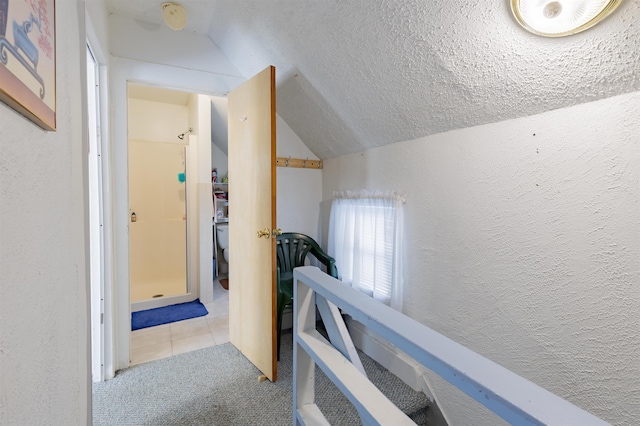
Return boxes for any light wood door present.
[228,66,277,381]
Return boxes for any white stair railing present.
[293,266,610,426]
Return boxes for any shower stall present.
[128,139,188,304]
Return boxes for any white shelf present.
[213,183,228,190]
[213,185,229,223]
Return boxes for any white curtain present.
[328,190,405,311]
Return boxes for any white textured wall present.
[86,0,110,55]
[211,143,228,181]
[322,91,640,426]
[0,1,90,424]
[276,115,322,241]
[210,95,229,159]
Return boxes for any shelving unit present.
[212,182,229,278]
[213,182,229,223]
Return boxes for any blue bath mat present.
[132,299,208,331]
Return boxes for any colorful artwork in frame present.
[0,0,55,130]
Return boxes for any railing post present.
[315,294,366,377]
[294,278,319,425]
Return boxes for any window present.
[328,191,405,311]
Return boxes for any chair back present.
[276,233,338,278]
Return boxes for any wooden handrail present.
[293,266,610,426]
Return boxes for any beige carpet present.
[93,332,430,425]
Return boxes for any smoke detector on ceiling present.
[161,2,187,31]
[511,0,624,37]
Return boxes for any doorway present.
[111,61,241,370]
[87,42,104,382]
[127,84,197,311]
[125,85,229,365]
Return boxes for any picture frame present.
[0,0,56,131]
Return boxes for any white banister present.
[293,266,610,426]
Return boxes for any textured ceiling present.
[105,0,640,159]
[105,0,216,34]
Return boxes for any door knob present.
[257,228,270,239]
[272,228,282,237]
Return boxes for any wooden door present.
[228,66,277,381]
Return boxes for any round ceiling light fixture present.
[161,2,187,31]
[511,0,625,37]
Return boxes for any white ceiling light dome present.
[511,0,625,37]
[162,2,187,31]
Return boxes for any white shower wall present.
[128,98,189,303]
[128,98,189,142]
[128,139,187,302]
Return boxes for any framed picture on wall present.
[0,0,56,131]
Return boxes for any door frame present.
[87,41,105,383]
[85,18,114,380]
[110,59,244,370]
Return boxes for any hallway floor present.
[130,278,229,366]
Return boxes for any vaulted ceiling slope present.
[106,0,640,160]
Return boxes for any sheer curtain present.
[328,190,405,311]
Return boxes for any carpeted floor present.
[93,332,430,425]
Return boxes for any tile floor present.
[130,278,230,366]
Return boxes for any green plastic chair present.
[276,232,338,360]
